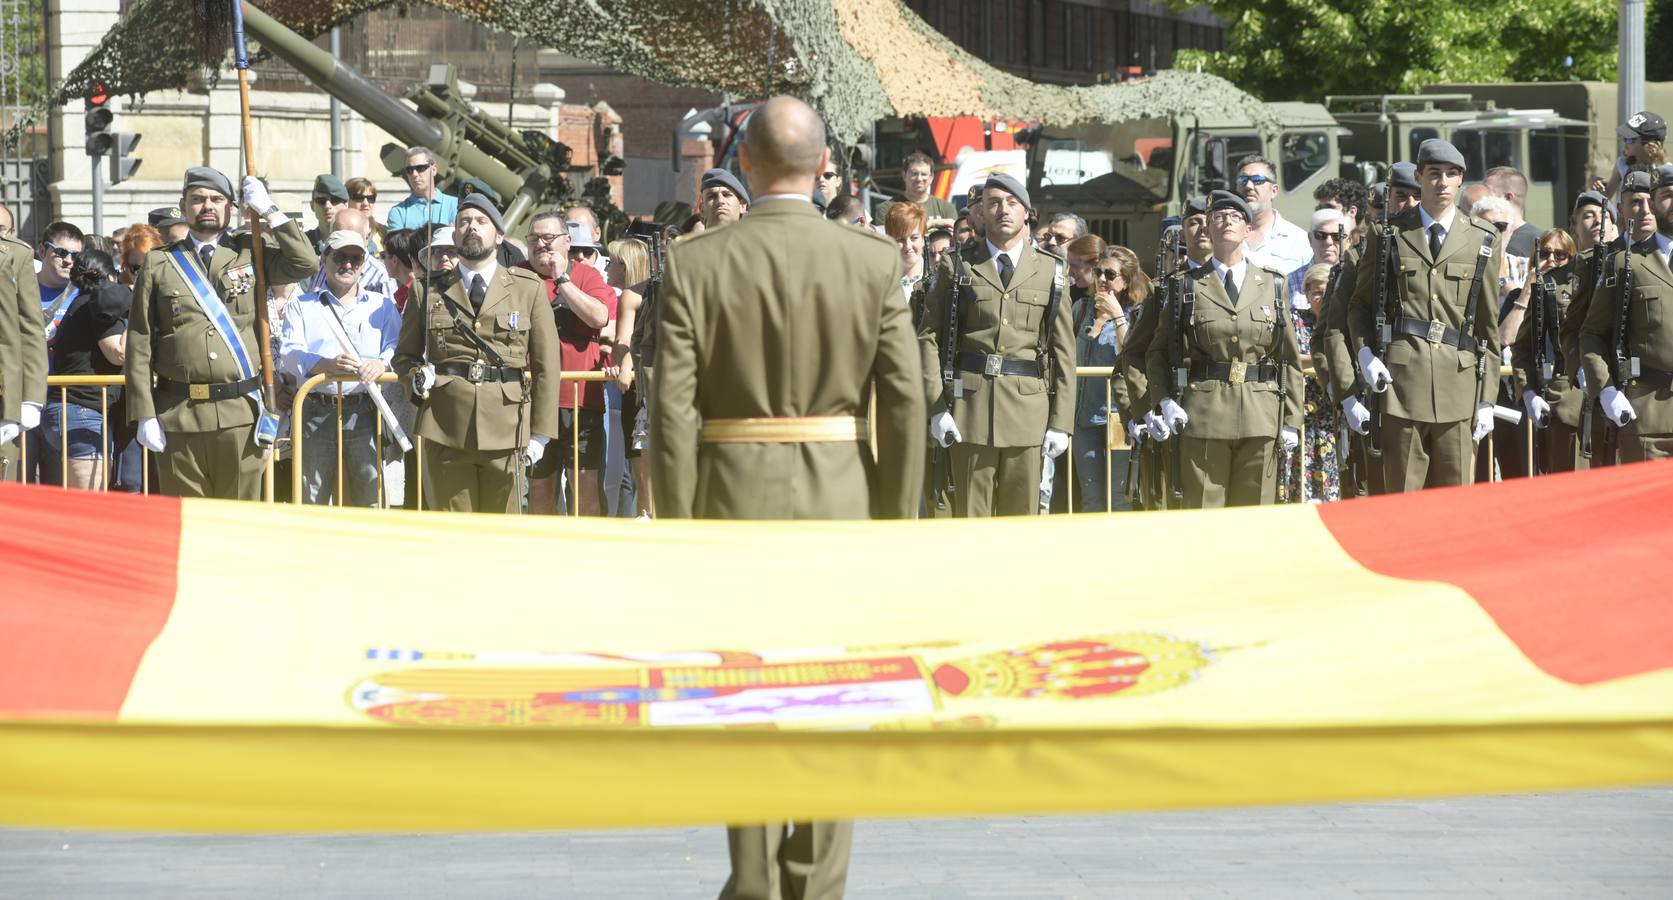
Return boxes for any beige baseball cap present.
[324,230,367,252]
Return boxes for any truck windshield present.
[1030,119,1173,205]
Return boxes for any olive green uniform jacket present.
[0,236,43,426]
[1579,237,1673,438]
[651,197,925,520]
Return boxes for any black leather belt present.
[1190,361,1278,385]
[435,361,523,383]
[160,375,259,401]
[957,351,1042,378]
[1392,316,1476,352]
[1633,366,1673,389]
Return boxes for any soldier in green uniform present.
[1322,164,1420,496]
[1580,164,1673,463]
[126,167,317,499]
[1122,194,1211,509]
[1565,173,1658,467]
[1145,191,1303,508]
[917,173,1074,516]
[650,95,924,900]
[0,221,44,480]
[1348,140,1503,492]
[1511,229,1584,473]
[393,194,561,513]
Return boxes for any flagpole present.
[230,0,278,501]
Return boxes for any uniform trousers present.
[1535,419,1585,474]
[158,426,264,500]
[1618,422,1673,463]
[422,441,521,513]
[1344,430,1386,496]
[1381,414,1474,493]
[721,821,852,900]
[1179,435,1275,508]
[949,442,1042,517]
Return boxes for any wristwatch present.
[555,273,571,286]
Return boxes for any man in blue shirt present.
[279,229,401,506]
[385,146,458,233]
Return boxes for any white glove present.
[1043,428,1070,459]
[1576,369,1587,393]
[1600,386,1636,426]
[19,401,40,431]
[930,411,962,448]
[137,417,167,453]
[1159,397,1189,432]
[413,364,436,394]
[1357,346,1392,393]
[1523,390,1552,429]
[0,420,18,445]
[524,434,549,467]
[1126,418,1145,446]
[1340,396,1371,435]
[241,175,279,217]
[1472,402,1494,443]
[1144,410,1171,442]
[1281,427,1300,451]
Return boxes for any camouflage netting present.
[28,0,1276,145]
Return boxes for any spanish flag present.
[2,464,1671,832]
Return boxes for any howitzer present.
[241,3,573,236]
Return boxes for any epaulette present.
[506,265,543,282]
[1461,212,1498,239]
[1033,243,1066,262]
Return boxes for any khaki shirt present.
[1347,208,1503,423]
[125,221,317,431]
[392,265,561,452]
[1145,262,1303,441]
[917,241,1076,447]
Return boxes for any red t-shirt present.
[538,261,617,410]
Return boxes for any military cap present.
[983,172,1031,209]
[183,166,234,200]
[1655,165,1673,190]
[1621,169,1655,195]
[1389,162,1420,192]
[1573,190,1607,212]
[457,192,504,232]
[1619,110,1667,143]
[148,206,187,229]
[1207,189,1253,222]
[1415,139,1466,171]
[312,174,347,202]
[1183,195,1210,217]
[1369,183,1388,208]
[700,167,750,204]
[458,177,501,206]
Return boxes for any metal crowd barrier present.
[20,364,1534,511]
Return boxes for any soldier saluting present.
[917,173,1075,516]
[1145,191,1302,508]
[125,167,316,499]
[1348,139,1502,492]
[393,194,560,513]
[1579,164,1673,462]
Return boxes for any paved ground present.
[2,788,1668,898]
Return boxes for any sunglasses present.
[333,253,367,267]
[42,241,76,260]
[1236,174,1274,187]
[529,232,565,245]
[1491,221,1509,232]
[402,163,435,176]
[350,193,377,203]
[1095,268,1121,280]
[569,247,597,257]
[1042,233,1071,245]
[1538,249,1571,261]
[819,171,840,180]
[1311,230,1345,241]
[1624,136,1643,146]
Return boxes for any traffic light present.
[109,132,141,184]
[84,84,113,157]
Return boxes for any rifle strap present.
[942,249,974,408]
[1460,232,1495,344]
[433,279,510,370]
[1036,258,1066,397]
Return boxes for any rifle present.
[933,246,975,511]
[1612,235,1641,397]
[1167,250,1196,509]
[1578,209,1615,459]
[1134,221,1181,510]
[1364,206,1396,458]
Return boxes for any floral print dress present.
[1278,308,1340,503]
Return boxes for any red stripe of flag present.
[1320,460,1673,686]
[0,483,180,717]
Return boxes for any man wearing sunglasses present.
[25,222,85,482]
[305,173,349,256]
[125,165,318,500]
[1347,138,1503,493]
[386,146,459,234]
[1235,156,1311,276]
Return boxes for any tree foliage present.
[1166,0,1618,101]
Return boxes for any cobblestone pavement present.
[2,788,1668,898]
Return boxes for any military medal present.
[509,312,519,329]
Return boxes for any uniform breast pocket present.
[1012,290,1050,332]
[1631,291,1663,333]
[1192,309,1234,351]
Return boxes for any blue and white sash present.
[164,247,279,446]
[42,286,78,370]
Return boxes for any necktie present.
[997,253,1014,288]
[1223,269,1239,304]
[468,274,487,315]
[1429,223,1444,259]
[198,244,215,275]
